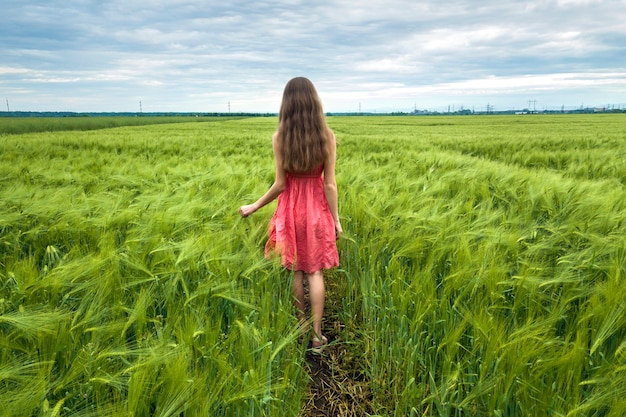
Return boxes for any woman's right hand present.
[239,204,256,218]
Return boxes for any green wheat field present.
[1,114,625,416]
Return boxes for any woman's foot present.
[310,335,328,353]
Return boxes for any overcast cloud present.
[2,0,626,113]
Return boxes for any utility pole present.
[139,100,142,113]
[6,98,9,112]
[228,101,231,113]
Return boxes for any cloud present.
[2,0,626,112]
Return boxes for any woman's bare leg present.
[307,270,325,341]
[292,270,307,327]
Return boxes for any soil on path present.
[299,279,373,416]
[301,336,373,416]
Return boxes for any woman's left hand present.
[335,222,343,240]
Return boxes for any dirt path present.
[299,277,373,416]
[301,334,373,416]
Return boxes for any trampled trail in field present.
[299,276,373,416]
[302,320,372,416]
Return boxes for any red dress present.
[265,164,339,273]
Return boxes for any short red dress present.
[265,164,339,274]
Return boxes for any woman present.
[239,77,342,351]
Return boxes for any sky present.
[2,0,626,113]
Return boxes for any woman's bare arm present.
[239,133,286,217]
[323,130,342,238]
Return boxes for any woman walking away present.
[239,77,342,352]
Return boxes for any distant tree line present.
[1,111,277,118]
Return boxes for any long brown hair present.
[277,77,329,173]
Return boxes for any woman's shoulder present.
[324,127,336,150]
[272,131,281,149]
[325,127,336,144]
